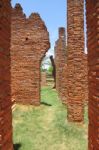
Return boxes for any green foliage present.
[40,66,46,72]
[48,66,53,74]
[41,56,51,71]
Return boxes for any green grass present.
[13,86,88,150]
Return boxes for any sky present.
[11,0,67,56]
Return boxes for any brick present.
[86,0,99,149]
[41,72,47,87]
[83,53,88,103]
[11,4,50,105]
[0,0,13,149]
[54,27,67,104]
[67,0,85,122]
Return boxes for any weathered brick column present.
[55,28,67,103]
[41,72,47,87]
[83,53,88,103]
[67,0,85,122]
[86,0,99,149]
[11,4,50,105]
[54,40,59,92]
[0,0,13,149]
[61,63,67,104]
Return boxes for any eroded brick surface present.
[41,72,47,87]
[67,0,85,122]
[0,0,13,149]
[86,0,99,149]
[11,4,50,105]
[83,53,88,103]
[55,27,67,104]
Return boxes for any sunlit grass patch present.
[13,86,88,150]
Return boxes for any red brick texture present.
[67,0,85,122]
[83,53,88,103]
[0,0,13,150]
[55,28,67,104]
[86,0,99,149]
[11,4,50,105]
[41,72,47,87]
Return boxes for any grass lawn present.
[13,86,88,150]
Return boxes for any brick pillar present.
[41,72,47,87]
[55,27,67,103]
[86,0,99,149]
[0,0,13,150]
[83,53,88,103]
[55,40,59,92]
[67,0,84,122]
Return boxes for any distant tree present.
[41,56,51,72]
[48,65,53,74]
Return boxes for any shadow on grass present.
[41,101,52,106]
[13,143,22,150]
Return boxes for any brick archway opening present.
[40,53,56,91]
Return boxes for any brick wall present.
[54,40,59,91]
[11,4,50,105]
[0,0,13,149]
[67,0,85,122]
[60,64,67,104]
[86,0,99,149]
[83,53,88,103]
[41,72,47,87]
[55,27,67,104]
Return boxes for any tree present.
[41,56,52,72]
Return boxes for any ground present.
[13,86,88,150]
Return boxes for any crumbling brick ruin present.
[0,0,13,149]
[49,55,56,88]
[0,0,98,149]
[86,0,99,149]
[83,53,88,103]
[11,4,50,105]
[55,27,67,104]
[41,72,47,87]
[67,0,85,122]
